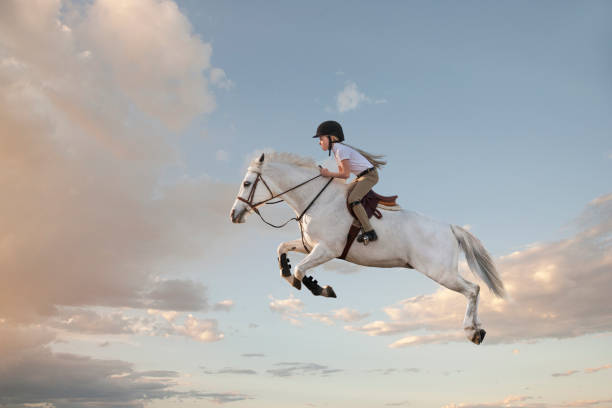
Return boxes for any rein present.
[236,171,334,253]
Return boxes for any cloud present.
[210,67,234,90]
[46,308,224,343]
[0,325,245,407]
[145,279,209,311]
[302,308,369,326]
[241,353,265,358]
[0,0,238,324]
[184,391,253,404]
[50,309,141,335]
[213,300,235,311]
[269,296,369,328]
[552,370,579,377]
[442,396,612,408]
[202,367,257,375]
[368,368,420,375]
[442,395,537,408]
[385,401,411,407]
[266,362,343,378]
[83,0,219,130]
[552,364,611,377]
[332,308,370,322]
[584,364,611,374]
[268,295,304,326]
[336,81,369,113]
[345,193,612,346]
[164,314,224,342]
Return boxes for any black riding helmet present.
[312,120,345,156]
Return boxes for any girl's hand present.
[319,167,331,177]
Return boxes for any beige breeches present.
[348,168,379,232]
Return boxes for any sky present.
[0,1,611,407]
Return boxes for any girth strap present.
[338,224,361,260]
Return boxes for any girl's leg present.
[348,170,379,232]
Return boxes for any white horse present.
[230,152,505,345]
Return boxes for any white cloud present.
[269,295,303,326]
[170,314,224,342]
[213,300,235,311]
[210,67,234,90]
[269,295,368,327]
[337,81,369,113]
[268,295,303,314]
[266,362,343,377]
[345,193,612,347]
[332,308,370,322]
[0,0,239,325]
[83,0,218,130]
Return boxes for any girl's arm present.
[320,159,351,179]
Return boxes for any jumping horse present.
[230,152,506,345]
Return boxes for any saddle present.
[338,187,400,259]
[346,189,399,221]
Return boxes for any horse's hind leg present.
[420,263,484,345]
[277,239,308,290]
[439,272,484,345]
[293,243,337,298]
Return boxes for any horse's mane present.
[250,151,317,170]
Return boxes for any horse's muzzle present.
[230,208,245,223]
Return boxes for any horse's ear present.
[259,153,265,163]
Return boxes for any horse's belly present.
[342,210,453,269]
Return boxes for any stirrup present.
[357,229,378,245]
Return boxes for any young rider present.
[313,120,386,243]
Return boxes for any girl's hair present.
[331,136,387,169]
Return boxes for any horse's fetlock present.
[294,267,305,280]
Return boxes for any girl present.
[313,120,386,243]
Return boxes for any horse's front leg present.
[294,243,337,298]
[277,239,308,290]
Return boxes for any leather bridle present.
[235,169,334,252]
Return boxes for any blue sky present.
[176,0,611,254]
[1,1,611,407]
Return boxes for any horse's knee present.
[294,266,305,280]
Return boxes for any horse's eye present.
[243,181,252,188]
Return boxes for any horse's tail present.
[451,225,506,298]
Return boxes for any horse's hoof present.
[290,276,301,290]
[321,286,337,298]
[471,329,486,345]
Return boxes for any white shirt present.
[332,143,372,176]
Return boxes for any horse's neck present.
[266,163,343,216]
